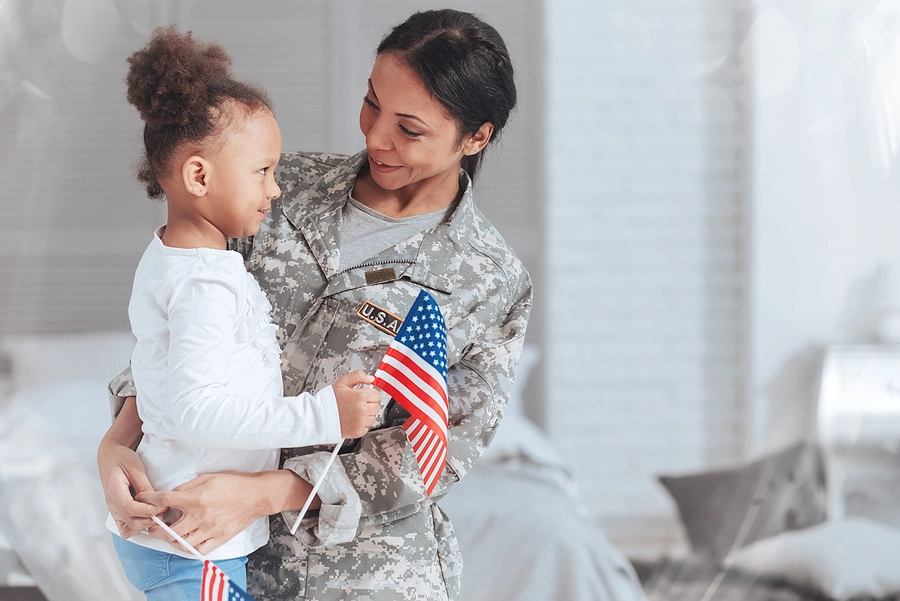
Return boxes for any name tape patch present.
[356,300,402,336]
[365,268,397,285]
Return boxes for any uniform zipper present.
[335,255,417,277]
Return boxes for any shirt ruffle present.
[235,276,282,368]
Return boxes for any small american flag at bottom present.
[149,515,258,601]
[202,559,256,601]
[373,289,449,496]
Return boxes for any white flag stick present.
[289,440,343,535]
[151,515,205,561]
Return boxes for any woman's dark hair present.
[377,9,517,182]
[125,26,272,199]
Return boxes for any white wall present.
[749,1,900,453]
[544,0,747,552]
[0,1,169,334]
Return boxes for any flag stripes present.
[376,350,448,432]
[372,289,449,496]
[374,370,448,495]
[379,347,448,420]
[402,417,446,492]
[202,560,228,601]
[201,559,257,601]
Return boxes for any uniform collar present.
[281,151,366,280]
[281,150,474,295]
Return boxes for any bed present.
[5,332,900,601]
[0,331,142,601]
[0,334,649,601]
[633,345,900,601]
[635,442,900,601]
[439,346,647,601]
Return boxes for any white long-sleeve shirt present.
[107,227,342,560]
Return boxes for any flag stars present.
[387,291,449,380]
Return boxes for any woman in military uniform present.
[98,9,532,600]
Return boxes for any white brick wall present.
[544,0,747,551]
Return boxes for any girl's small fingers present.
[172,531,199,553]
[149,526,191,552]
[127,517,156,531]
[126,499,165,517]
[145,523,167,542]
[117,521,141,538]
[194,537,218,556]
[343,370,375,387]
[135,490,170,511]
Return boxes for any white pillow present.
[729,517,900,600]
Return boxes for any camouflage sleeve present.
[107,364,136,421]
[282,269,533,546]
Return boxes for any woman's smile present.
[368,155,402,173]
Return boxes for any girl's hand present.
[333,370,381,439]
[97,441,165,537]
[136,469,320,556]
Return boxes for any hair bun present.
[125,25,232,126]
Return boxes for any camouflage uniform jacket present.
[111,150,532,600]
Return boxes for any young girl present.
[103,26,381,601]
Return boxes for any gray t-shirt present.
[338,192,456,269]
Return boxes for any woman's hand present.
[137,469,319,556]
[97,396,166,537]
[97,443,164,537]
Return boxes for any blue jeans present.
[112,534,248,601]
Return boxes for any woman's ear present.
[181,156,211,197]
[462,122,495,156]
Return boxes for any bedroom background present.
[3,0,900,600]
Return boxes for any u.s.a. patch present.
[356,300,402,336]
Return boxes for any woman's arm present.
[101,391,325,554]
[97,396,165,537]
[137,468,321,555]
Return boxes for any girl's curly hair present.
[125,26,271,198]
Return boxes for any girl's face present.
[359,53,475,195]
[202,109,282,239]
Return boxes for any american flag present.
[373,289,449,495]
[202,559,256,601]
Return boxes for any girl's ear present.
[462,122,495,156]
[182,156,211,197]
